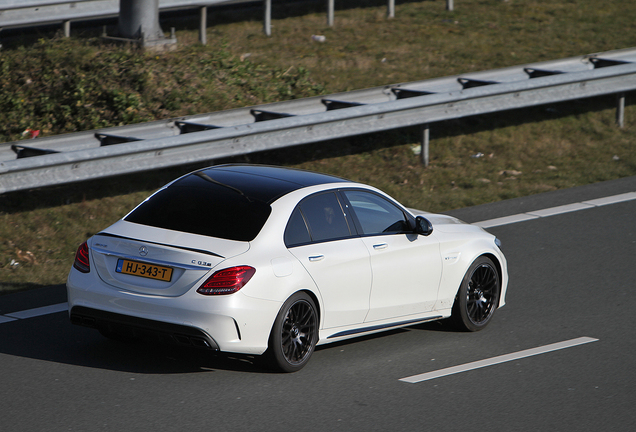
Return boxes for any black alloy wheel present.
[451,256,500,332]
[265,292,318,373]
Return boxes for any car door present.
[285,191,372,329]
[341,190,442,323]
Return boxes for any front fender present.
[434,235,508,311]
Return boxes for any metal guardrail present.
[2,0,94,9]
[0,0,431,36]
[1,47,635,193]
[0,0,240,29]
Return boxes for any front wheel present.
[264,292,318,373]
[451,256,500,332]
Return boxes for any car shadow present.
[0,309,460,374]
[408,318,459,333]
[0,311,274,374]
[0,281,463,373]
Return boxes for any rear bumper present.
[67,267,281,355]
[70,305,219,350]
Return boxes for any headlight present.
[494,237,502,250]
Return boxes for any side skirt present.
[320,315,444,344]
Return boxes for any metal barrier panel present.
[1,49,635,194]
[0,0,238,28]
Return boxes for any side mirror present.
[415,216,433,236]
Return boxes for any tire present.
[264,292,318,373]
[451,256,500,332]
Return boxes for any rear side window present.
[284,192,351,246]
[125,185,271,242]
[284,207,311,247]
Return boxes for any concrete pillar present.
[388,0,395,18]
[119,0,163,40]
[117,0,176,50]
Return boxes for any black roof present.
[176,164,350,204]
[123,165,349,241]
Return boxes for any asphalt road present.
[1,176,635,431]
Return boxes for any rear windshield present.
[124,184,271,242]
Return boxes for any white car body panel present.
[361,233,442,322]
[288,238,371,329]
[67,165,508,364]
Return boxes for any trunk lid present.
[88,221,250,296]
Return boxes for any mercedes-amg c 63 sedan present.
[68,164,508,372]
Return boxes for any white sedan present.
[67,164,508,372]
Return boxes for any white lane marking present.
[3,302,68,320]
[476,191,636,228]
[526,202,595,217]
[0,315,18,324]
[399,337,598,384]
[474,213,539,228]
[584,191,636,206]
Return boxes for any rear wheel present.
[451,256,500,332]
[264,292,318,373]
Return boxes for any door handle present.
[308,255,325,262]
[373,243,388,250]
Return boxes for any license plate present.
[116,259,173,282]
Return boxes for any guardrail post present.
[421,124,430,167]
[446,0,454,11]
[62,20,70,37]
[263,0,271,36]
[199,6,207,44]
[388,0,395,18]
[327,0,334,27]
[617,93,625,128]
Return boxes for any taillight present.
[73,241,90,273]
[197,266,255,295]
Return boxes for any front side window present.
[343,190,410,235]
